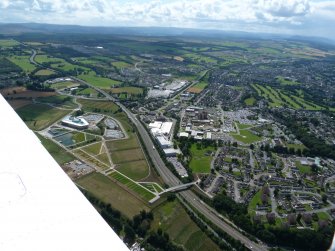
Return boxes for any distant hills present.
[0,22,333,45]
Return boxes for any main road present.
[29,51,267,250]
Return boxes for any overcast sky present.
[0,0,334,40]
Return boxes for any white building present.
[156,136,173,149]
[62,115,89,129]
[149,121,173,136]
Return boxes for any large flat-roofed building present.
[149,121,173,136]
[62,115,89,129]
[156,136,173,149]
[0,95,128,251]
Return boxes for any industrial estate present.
[0,23,335,251]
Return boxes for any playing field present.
[189,144,215,173]
[16,103,70,130]
[230,129,262,144]
[152,200,221,251]
[76,172,150,218]
[252,83,326,111]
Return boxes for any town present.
[0,27,335,251]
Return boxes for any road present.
[30,50,267,251]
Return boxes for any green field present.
[277,76,300,86]
[183,53,217,64]
[35,54,88,72]
[78,99,119,113]
[152,200,220,251]
[76,172,150,218]
[111,86,143,95]
[230,129,262,144]
[189,144,215,173]
[295,161,312,174]
[117,160,149,181]
[111,148,145,163]
[75,87,99,97]
[0,39,20,47]
[109,171,155,201]
[35,69,55,76]
[36,95,77,109]
[112,61,131,69]
[8,56,36,72]
[36,133,76,165]
[78,71,121,88]
[81,142,102,155]
[50,81,80,90]
[16,103,70,130]
[252,83,327,111]
[244,97,256,106]
[248,189,262,215]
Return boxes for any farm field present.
[35,69,55,76]
[36,95,77,109]
[111,86,143,95]
[36,133,76,165]
[50,81,80,90]
[109,171,155,201]
[35,54,88,72]
[75,87,99,97]
[78,71,121,88]
[116,160,149,181]
[76,172,150,218]
[0,39,20,47]
[189,144,215,173]
[8,55,36,72]
[16,103,70,130]
[152,200,221,251]
[78,99,119,113]
[112,61,131,69]
[183,53,217,64]
[187,82,208,94]
[7,99,32,109]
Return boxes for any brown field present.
[76,172,150,218]
[0,87,56,99]
[111,148,145,164]
[187,87,202,94]
[7,99,32,109]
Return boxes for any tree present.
[322,194,328,204]
[266,213,276,224]
[287,213,296,225]
[124,224,135,244]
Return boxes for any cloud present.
[0,0,334,39]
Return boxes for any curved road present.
[30,50,267,251]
